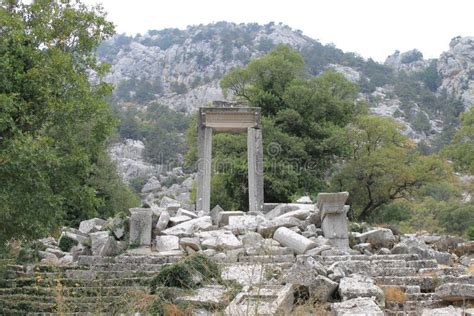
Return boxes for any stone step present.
[237,254,295,263]
[0,298,119,313]
[77,254,183,266]
[314,254,420,264]
[0,276,152,288]
[406,259,438,271]
[0,285,148,297]
[418,266,469,277]
[375,275,474,291]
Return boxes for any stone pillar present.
[317,192,350,249]
[247,128,264,213]
[197,125,213,213]
[129,208,152,247]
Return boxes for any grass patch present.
[383,286,407,304]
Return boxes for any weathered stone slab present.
[198,230,243,250]
[176,208,198,219]
[356,227,395,248]
[210,204,224,224]
[331,297,383,316]
[228,215,265,234]
[273,227,317,254]
[155,235,180,252]
[217,211,244,226]
[176,285,229,308]
[421,306,465,316]
[225,284,293,316]
[162,216,212,237]
[79,218,106,234]
[339,274,385,307]
[129,208,152,246]
[310,275,339,302]
[221,263,265,285]
[257,217,302,238]
[155,210,170,234]
[169,215,192,226]
[435,283,474,301]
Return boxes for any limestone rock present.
[284,256,327,287]
[180,237,201,252]
[421,306,465,316]
[356,227,395,248]
[309,275,339,302]
[162,216,213,237]
[435,283,474,301]
[339,274,385,307]
[176,208,198,219]
[141,176,161,193]
[169,215,192,226]
[129,208,152,246]
[79,218,106,234]
[155,235,180,252]
[155,210,170,234]
[210,205,224,224]
[240,232,264,248]
[198,230,243,250]
[257,217,302,238]
[273,227,317,255]
[332,297,383,316]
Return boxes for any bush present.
[58,235,78,252]
[150,254,220,291]
[15,241,46,264]
[468,226,474,241]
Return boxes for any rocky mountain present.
[97,22,474,146]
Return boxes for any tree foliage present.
[444,107,474,174]
[0,0,138,243]
[187,46,362,211]
[330,116,450,220]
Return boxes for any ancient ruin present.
[196,106,264,213]
[1,108,473,315]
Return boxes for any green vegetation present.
[444,107,474,174]
[58,235,78,252]
[331,116,449,220]
[187,45,361,210]
[150,253,220,291]
[0,0,138,244]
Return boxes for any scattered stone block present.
[275,209,310,220]
[90,231,110,255]
[198,230,243,250]
[162,216,212,237]
[339,274,385,307]
[240,231,264,248]
[169,215,192,226]
[221,263,265,285]
[141,177,161,193]
[210,204,224,224]
[228,215,265,234]
[310,275,339,302]
[217,211,244,226]
[421,306,464,316]
[160,196,181,215]
[155,210,170,234]
[79,218,106,234]
[305,245,332,256]
[435,283,474,301]
[257,217,302,238]
[284,256,327,287]
[155,235,180,252]
[225,284,294,316]
[357,227,395,248]
[129,208,152,247]
[180,237,200,252]
[273,227,317,254]
[331,297,383,316]
[176,285,229,308]
[176,208,197,219]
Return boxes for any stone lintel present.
[199,107,261,132]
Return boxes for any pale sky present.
[83,0,473,62]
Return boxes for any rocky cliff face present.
[98,23,474,149]
[438,36,474,107]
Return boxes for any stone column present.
[247,128,264,213]
[317,192,350,249]
[197,126,213,213]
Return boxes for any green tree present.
[444,107,474,174]
[0,0,137,242]
[330,116,449,220]
[187,46,361,210]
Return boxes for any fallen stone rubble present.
[2,192,473,315]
